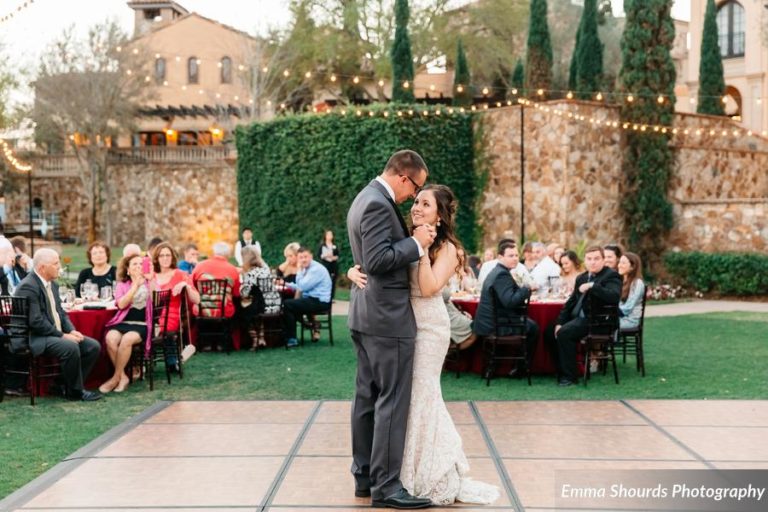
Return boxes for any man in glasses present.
[346,149,435,509]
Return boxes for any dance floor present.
[3,399,768,511]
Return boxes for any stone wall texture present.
[6,101,766,256]
[478,101,768,253]
[5,160,238,255]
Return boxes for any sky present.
[0,0,691,102]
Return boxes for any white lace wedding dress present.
[400,264,500,506]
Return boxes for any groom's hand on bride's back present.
[413,224,436,248]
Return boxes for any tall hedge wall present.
[235,109,477,271]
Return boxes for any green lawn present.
[1,311,767,498]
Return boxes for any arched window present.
[220,56,232,84]
[188,57,199,84]
[716,1,745,58]
[154,57,166,84]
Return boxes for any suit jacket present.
[14,272,75,355]
[556,266,621,326]
[347,179,420,338]
[474,262,531,336]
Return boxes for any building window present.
[144,8,160,20]
[188,57,199,84]
[716,1,745,58]
[154,57,166,84]
[220,56,232,84]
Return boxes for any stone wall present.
[4,160,239,255]
[478,101,768,253]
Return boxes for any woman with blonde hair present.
[276,242,300,283]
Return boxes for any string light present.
[595,92,603,101]
[566,91,573,99]
[1,139,32,172]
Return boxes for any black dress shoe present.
[354,488,371,498]
[558,378,575,387]
[3,387,30,397]
[372,489,431,509]
[69,390,102,401]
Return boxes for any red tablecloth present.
[450,297,564,375]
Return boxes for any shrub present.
[664,252,768,296]
[235,107,478,272]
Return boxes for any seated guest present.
[544,246,621,386]
[10,236,31,281]
[276,242,300,283]
[122,243,142,259]
[617,252,645,330]
[192,241,240,319]
[0,237,16,294]
[559,250,582,294]
[521,241,536,271]
[473,241,539,375]
[549,243,565,267]
[603,244,623,271]
[100,254,151,393]
[529,242,562,288]
[282,246,331,348]
[14,248,102,401]
[477,238,531,289]
[442,287,477,350]
[235,227,261,267]
[482,247,495,263]
[240,246,282,348]
[177,243,199,274]
[467,254,482,278]
[449,248,477,293]
[74,241,117,298]
[153,242,201,333]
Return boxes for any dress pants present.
[350,330,414,500]
[31,335,101,395]
[281,297,330,340]
[544,317,589,382]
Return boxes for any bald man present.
[13,249,102,401]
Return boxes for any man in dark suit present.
[474,241,539,376]
[14,248,102,401]
[347,150,434,509]
[545,246,621,387]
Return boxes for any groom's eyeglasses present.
[401,174,422,195]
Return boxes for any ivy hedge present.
[664,252,768,296]
[235,107,477,271]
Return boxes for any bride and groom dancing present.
[346,150,499,509]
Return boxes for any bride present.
[348,184,499,506]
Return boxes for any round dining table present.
[450,296,565,375]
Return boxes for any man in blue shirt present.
[283,246,332,348]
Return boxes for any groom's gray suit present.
[347,179,421,500]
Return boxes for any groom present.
[347,150,434,509]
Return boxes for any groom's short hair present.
[383,149,428,178]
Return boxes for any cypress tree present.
[575,0,603,99]
[391,0,415,103]
[697,0,726,115]
[619,0,677,263]
[511,58,524,93]
[453,39,472,106]
[525,0,553,96]
[568,22,582,92]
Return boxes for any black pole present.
[28,169,34,254]
[520,102,525,245]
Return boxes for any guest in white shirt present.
[235,228,262,267]
[529,242,562,288]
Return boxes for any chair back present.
[152,289,173,335]
[491,294,529,337]
[587,295,619,336]
[0,296,31,347]
[196,279,230,318]
[637,288,648,331]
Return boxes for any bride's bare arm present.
[417,242,458,297]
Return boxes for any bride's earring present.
[436,219,441,227]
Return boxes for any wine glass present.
[100,286,113,302]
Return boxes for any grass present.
[1,311,767,498]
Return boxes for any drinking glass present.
[100,286,113,301]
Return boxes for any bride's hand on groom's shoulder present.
[347,264,368,289]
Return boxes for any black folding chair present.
[581,296,620,386]
[482,296,532,386]
[196,279,232,353]
[0,296,60,405]
[300,303,334,346]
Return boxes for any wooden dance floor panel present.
[3,399,768,511]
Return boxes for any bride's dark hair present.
[411,184,466,274]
